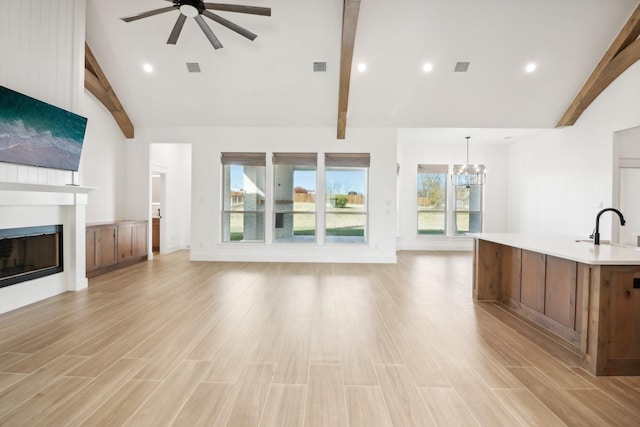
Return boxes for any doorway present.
[151,172,166,253]
[613,125,640,246]
[149,143,192,255]
[618,163,640,246]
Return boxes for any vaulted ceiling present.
[85,0,640,138]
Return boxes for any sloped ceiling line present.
[557,3,640,127]
[84,43,135,138]
[337,0,361,140]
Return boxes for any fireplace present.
[0,225,63,289]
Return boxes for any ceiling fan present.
[120,0,271,50]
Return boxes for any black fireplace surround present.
[0,225,63,289]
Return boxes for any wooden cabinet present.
[475,242,582,347]
[474,237,640,376]
[152,218,160,252]
[521,250,545,312]
[133,222,148,257]
[98,225,117,267]
[117,223,134,261]
[86,220,148,277]
[582,265,640,375]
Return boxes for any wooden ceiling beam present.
[337,0,361,140]
[557,4,640,127]
[84,43,134,138]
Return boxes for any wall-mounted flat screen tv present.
[0,85,87,171]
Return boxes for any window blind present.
[272,153,318,166]
[221,152,266,166]
[325,153,370,168]
[417,164,448,174]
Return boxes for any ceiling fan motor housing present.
[175,0,205,16]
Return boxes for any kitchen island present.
[473,233,640,376]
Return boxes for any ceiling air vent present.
[186,62,201,73]
[313,62,327,72]
[454,61,470,72]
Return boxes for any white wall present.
[150,143,192,253]
[0,0,85,186]
[136,126,398,263]
[0,0,88,314]
[397,132,509,250]
[81,93,127,222]
[507,61,640,240]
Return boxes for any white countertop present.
[472,233,640,265]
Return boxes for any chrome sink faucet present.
[594,208,626,245]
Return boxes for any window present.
[221,153,266,242]
[325,153,369,244]
[452,164,484,235]
[273,153,317,243]
[417,165,447,235]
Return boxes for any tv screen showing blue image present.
[0,85,87,171]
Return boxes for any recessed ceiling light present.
[357,62,367,72]
[422,63,433,73]
[525,63,537,73]
[143,63,154,73]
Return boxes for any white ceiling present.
[85,0,639,134]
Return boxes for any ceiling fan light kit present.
[120,1,271,50]
[180,5,199,18]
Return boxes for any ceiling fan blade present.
[121,6,176,23]
[203,10,257,41]
[204,3,271,16]
[194,15,223,49]
[167,14,187,44]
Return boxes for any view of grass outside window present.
[452,165,484,235]
[221,153,266,242]
[325,153,369,244]
[273,153,317,243]
[417,165,447,235]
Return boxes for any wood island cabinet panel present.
[473,240,501,300]
[520,250,545,312]
[544,256,577,329]
[607,268,640,360]
[576,264,588,334]
[500,246,521,302]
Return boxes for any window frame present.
[417,164,448,236]
[324,153,370,244]
[452,181,484,236]
[272,153,318,243]
[415,163,485,238]
[221,152,267,243]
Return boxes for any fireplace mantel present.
[0,181,95,194]
[0,182,95,207]
[0,180,95,314]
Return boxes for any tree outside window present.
[417,165,448,235]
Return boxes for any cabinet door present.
[152,218,160,252]
[521,250,545,312]
[607,267,640,359]
[97,225,117,267]
[86,228,98,272]
[117,224,134,261]
[545,255,577,328]
[133,222,148,257]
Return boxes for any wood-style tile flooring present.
[1,251,640,426]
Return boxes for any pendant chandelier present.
[452,136,486,188]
